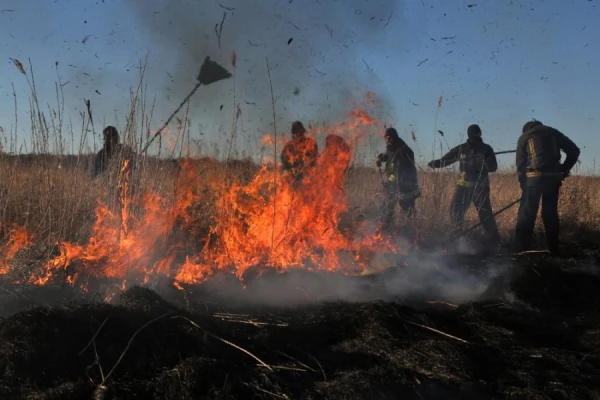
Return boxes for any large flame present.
[17,106,404,294]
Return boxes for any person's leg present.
[398,197,416,219]
[450,186,470,237]
[514,184,542,253]
[541,182,561,256]
[380,186,397,232]
[473,185,501,247]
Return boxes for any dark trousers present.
[451,184,500,244]
[381,186,417,231]
[514,180,560,254]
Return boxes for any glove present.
[375,154,383,167]
[427,161,435,169]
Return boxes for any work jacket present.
[378,138,420,199]
[516,124,580,185]
[281,135,318,178]
[430,137,497,188]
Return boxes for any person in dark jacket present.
[92,126,136,178]
[514,120,580,256]
[376,127,420,231]
[280,121,319,185]
[428,124,500,248]
[92,126,138,218]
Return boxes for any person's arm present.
[485,145,498,172]
[376,153,389,167]
[428,145,460,168]
[515,135,527,188]
[280,144,292,170]
[555,130,580,175]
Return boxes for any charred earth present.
[1,250,600,400]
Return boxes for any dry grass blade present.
[9,58,26,75]
[175,316,274,371]
[307,352,327,381]
[243,383,291,399]
[103,311,175,383]
[276,351,317,373]
[406,321,470,344]
[214,312,289,327]
[258,364,307,372]
[79,317,109,356]
[424,300,459,308]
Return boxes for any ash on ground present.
[1,252,600,399]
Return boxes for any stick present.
[460,149,516,162]
[140,82,203,155]
[175,316,273,371]
[447,197,521,243]
[406,321,470,344]
[266,56,277,259]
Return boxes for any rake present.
[140,56,232,156]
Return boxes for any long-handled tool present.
[140,56,232,156]
[459,149,516,162]
[446,197,521,243]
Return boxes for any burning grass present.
[1,61,600,399]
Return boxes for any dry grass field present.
[1,153,598,250]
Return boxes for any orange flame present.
[0,224,32,275]
[26,107,403,294]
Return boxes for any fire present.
[17,105,404,295]
[262,134,274,146]
[0,223,32,275]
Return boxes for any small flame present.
[0,224,32,275]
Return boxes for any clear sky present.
[1,0,598,171]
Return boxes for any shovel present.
[140,56,232,155]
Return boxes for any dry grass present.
[2,59,598,251]
[1,155,599,249]
[347,168,600,243]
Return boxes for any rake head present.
[197,56,232,85]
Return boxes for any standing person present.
[514,120,580,256]
[91,126,138,232]
[280,121,319,186]
[428,124,500,249]
[92,126,136,178]
[322,133,352,186]
[376,127,420,232]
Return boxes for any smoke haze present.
[126,0,402,152]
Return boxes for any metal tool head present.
[197,56,232,85]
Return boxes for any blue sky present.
[1,0,598,171]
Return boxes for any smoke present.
[126,0,402,149]
[163,241,509,308]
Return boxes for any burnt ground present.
[1,250,600,399]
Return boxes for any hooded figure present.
[92,126,138,214]
[280,121,319,185]
[514,120,580,256]
[376,127,420,231]
[428,124,500,249]
[92,126,136,178]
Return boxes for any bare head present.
[103,126,119,149]
[467,124,482,139]
[522,120,543,133]
[384,127,399,146]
